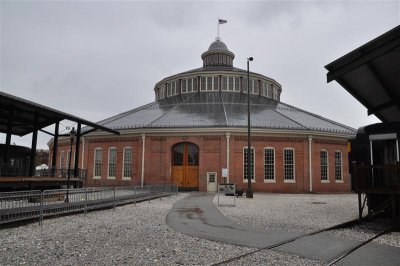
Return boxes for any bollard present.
[113,187,116,210]
[84,189,88,216]
[39,192,44,226]
[134,186,136,206]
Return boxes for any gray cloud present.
[1,0,398,148]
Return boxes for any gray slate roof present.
[208,39,229,52]
[95,92,355,135]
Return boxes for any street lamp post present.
[246,57,253,198]
[66,127,76,203]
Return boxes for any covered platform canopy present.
[326,26,400,222]
[0,91,119,136]
[325,25,400,122]
[0,91,119,181]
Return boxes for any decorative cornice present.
[204,136,221,141]
[314,138,348,145]
[151,136,167,141]
[82,127,353,142]
[234,136,304,142]
[89,137,140,143]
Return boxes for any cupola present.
[201,37,235,67]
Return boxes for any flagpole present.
[217,18,220,39]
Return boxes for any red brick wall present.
[49,133,351,193]
[311,140,350,193]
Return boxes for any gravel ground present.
[214,193,400,249]
[0,193,321,265]
[223,250,323,266]
[213,193,359,233]
[325,218,400,248]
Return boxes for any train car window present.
[372,139,397,165]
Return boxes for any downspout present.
[308,136,313,193]
[396,138,399,162]
[81,137,85,188]
[141,134,146,188]
[81,137,85,169]
[226,133,230,183]
[370,140,374,165]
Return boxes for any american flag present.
[218,19,227,24]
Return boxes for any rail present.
[0,165,87,180]
[0,184,178,226]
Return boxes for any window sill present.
[107,176,116,180]
[335,180,344,183]
[243,179,255,183]
[321,180,330,183]
[122,177,131,181]
[264,179,276,183]
[93,176,101,180]
[284,180,296,183]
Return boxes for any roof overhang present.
[325,25,400,123]
[0,91,120,136]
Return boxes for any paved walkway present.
[166,192,400,265]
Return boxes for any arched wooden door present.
[172,143,199,190]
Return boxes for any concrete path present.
[166,192,400,265]
[166,192,301,248]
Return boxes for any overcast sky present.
[1,0,399,149]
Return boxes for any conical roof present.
[93,92,355,135]
[208,38,229,52]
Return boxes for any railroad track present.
[212,218,396,266]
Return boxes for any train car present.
[0,144,31,176]
[349,122,400,221]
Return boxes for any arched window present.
[172,143,199,166]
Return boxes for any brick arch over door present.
[171,142,199,191]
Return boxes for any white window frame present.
[222,76,228,91]
[242,77,247,93]
[122,147,132,180]
[192,77,198,92]
[170,81,176,95]
[60,151,64,170]
[207,76,213,91]
[66,150,70,169]
[107,147,117,179]
[200,77,207,91]
[181,79,187,93]
[207,172,217,184]
[264,147,275,183]
[283,148,295,183]
[262,82,268,97]
[268,84,273,98]
[273,87,278,100]
[213,76,219,91]
[234,77,240,92]
[187,78,192,93]
[93,148,102,179]
[320,149,329,183]
[252,79,259,95]
[243,146,255,183]
[167,83,171,97]
[335,150,343,182]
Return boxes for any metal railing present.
[354,164,400,192]
[35,168,87,180]
[0,184,178,226]
[0,165,87,180]
[0,164,30,176]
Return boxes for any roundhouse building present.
[50,38,355,193]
